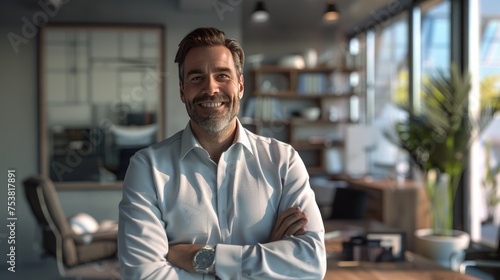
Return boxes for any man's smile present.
[199,102,223,108]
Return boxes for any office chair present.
[23,176,120,279]
[328,187,369,220]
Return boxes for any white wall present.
[0,0,242,267]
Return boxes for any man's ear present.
[179,80,186,103]
[238,75,244,99]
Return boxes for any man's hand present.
[166,244,202,273]
[270,207,308,241]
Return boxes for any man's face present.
[180,45,244,134]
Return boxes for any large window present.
[374,13,409,112]
[352,0,500,248]
[361,13,410,175]
[470,0,500,247]
[421,0,451,73]
[420,0,451,103]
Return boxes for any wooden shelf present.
[289,118,350,125]
[250,65,358,175]
[254,91,354,98]
[251,65,356,73]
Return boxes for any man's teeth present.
[201,102,223,107]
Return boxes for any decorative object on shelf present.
[279,55,305,69]
[247,53,265,68]
[387,64,487,267]
[301,107,321,121]
[328,107,339,121]
[304,48,318,68]
[251,1,269,23]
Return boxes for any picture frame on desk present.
[366,231,406,262]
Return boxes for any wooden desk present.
[330,175,432,251]
[323,220,478,280]
[324,219,398,233]
[324,255,478,279]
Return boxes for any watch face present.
[194,248,215,271]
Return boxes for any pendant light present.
[251,1,270,23]
[323,1,340,22]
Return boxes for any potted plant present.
[387,64,478,267]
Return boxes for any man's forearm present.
[269,207,308,241]
[167,207,309,277]
[166,244,203,273]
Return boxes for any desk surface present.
[323,220,478,280]
[323,219,400,233]
[324,253,478,280]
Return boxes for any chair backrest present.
[329,187,369,220]
[23,176,79,266]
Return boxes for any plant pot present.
[414,228,470,269]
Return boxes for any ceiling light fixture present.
[251,1,270,23]
[323,1,340,22]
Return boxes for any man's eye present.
[218,74,230,79]
[190,76,203,82]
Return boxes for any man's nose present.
[203,76,219,95]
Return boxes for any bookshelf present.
[247,66,359,175]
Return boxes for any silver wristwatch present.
[193,245,216,274]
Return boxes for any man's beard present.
[188,97,239,134]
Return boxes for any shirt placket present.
[216,157,230,243]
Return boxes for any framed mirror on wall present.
[38,24,165,189]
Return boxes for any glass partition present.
[39,24,165,188]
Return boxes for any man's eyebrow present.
[186,67,232,78]
[186,69,203,77]
[214,67,231,73]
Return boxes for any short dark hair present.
[175,27,244,83]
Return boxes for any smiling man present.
[118,27,326,280]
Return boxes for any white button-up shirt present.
[118,119,326,280]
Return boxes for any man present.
[118,27,326,280]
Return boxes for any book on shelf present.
[297,73,329,95]
[254,96,283,121]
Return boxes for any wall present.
[0,0,242,268]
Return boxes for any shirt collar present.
[180,118,253,160]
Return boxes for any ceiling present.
[178,0,400,40]
[2,0,398,39]
[240,0,397,40]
